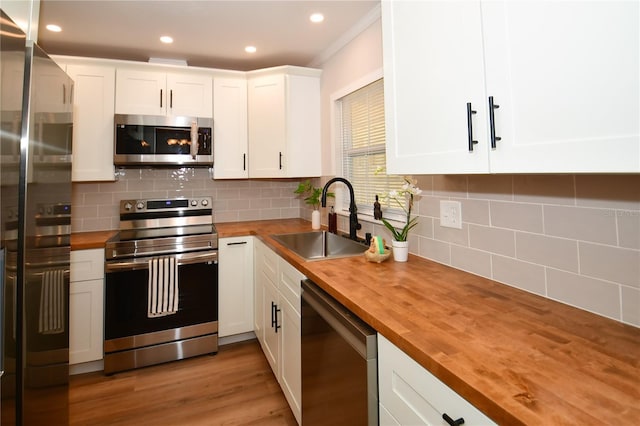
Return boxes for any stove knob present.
[136,202,145,210]
[201,199,209,207]
[46,206,53,215]
[191,199,198,207]
[123,202,133,211]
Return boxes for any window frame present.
[330,69,405,223]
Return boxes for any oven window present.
[105,262,218,340]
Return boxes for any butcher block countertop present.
[72,220,640,424]
[217,219,640,425]
[71,230,117,250]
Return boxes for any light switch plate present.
[440,200,462,229]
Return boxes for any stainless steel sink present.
[271,231,367,260]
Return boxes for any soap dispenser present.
[328,206,338,233]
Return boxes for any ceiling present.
[35,0,380,71]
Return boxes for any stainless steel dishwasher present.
[301,279,378,426]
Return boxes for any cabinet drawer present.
[279,259,304,314]
[378,334,495,426]
[70,249,105,282]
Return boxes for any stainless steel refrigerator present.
[1,10,73,425]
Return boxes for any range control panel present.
[120,197,211,214]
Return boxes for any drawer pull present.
[443,413,464,426]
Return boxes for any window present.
[339,78,404,217]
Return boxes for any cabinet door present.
[115,69,165,115]
[167,73,213,118]
[218,237,254,337]
[69,279,104,364]
[279,296,301,425]
[378,334,495,425]
[248,74,287,177]
[213,77,248,179]
[262,279,280,375]
[382,0,489,175]
[66,64,116,181]
[483,0,639,173]
[33,55,72,114]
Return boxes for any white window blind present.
[340,78,404,215]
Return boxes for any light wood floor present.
[68,339,297,425]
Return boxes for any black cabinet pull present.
[488,96,501,149]
[278,152,283,170]
[466,102,478,151]
[243,153,246,171]
[271,301,276,328]
[62,84,66,105]
[170,89,173,108]
[226,241,247,246]
[160,89,163,108]
[442,413,465,426]
[271,301,281,332]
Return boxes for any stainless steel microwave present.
[114,114,213,166]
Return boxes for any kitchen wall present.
[317,15,640,327]
[71,168,303,232]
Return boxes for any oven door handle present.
[106,251,218,272]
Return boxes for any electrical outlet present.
[440,200,462,229]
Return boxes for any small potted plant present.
[377,176,422,262]
[294,180,333,229]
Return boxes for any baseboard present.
[219,331,256,346]
[69,359,104,375]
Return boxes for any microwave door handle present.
[190,122,199,159]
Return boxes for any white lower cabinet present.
[218,236,254,337]
[69,249,104,366]
[254,239,303,425]
[378,334,496,426]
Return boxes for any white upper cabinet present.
[382,0,640,174]
[66,63,116,181]
[247,67,322,178]
[115,69,212,117]
[213,76,249,179]
[383,1,490,175]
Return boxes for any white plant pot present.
[311,209,321,230]
[392,240,409,262]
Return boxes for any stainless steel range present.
[104,197,218,374]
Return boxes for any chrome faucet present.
[321,177,361,241]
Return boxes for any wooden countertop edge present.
[71,230,118,250]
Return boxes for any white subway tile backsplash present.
[418,237,450,265]
[513,175,575,206]
[544,205,618,245]
[469,224,515,257]
[621,286,640,327]
[460,198,490,226]
[547,268,621,320]
[579,242,640,288]
[491,255,546,296]
[516,232,579,273]
[433,221,469,246]
[618,211,640,249]
[72,172,639,327]
[490,201,544,233]
[575,175,640,210]
[450,245,492,278]
[468,175,513,201]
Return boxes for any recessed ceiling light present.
[46,24,62,32]
[245,46,257,54]
[310,13,324,23]
[160,36,173,44]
